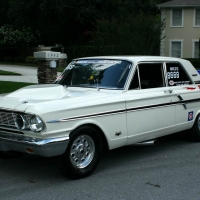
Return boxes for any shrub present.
[4,56,13,62]
[25,56,37,64]
[184,58,200,69]
[15,56,24,62]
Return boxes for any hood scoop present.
[5,84,69,101]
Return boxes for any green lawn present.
[0,70,21,76]
[0,62,65,72]
[0,62,37,67]
[0,81,35,94]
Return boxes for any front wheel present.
[59,126,103,179]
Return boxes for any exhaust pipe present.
[132,140,159,146]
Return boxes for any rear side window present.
[166,62,192,86]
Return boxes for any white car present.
[0,56,200,179]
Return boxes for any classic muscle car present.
[0,56,200,179]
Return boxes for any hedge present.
[184,58,200,69]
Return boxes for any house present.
[157,0,200,58]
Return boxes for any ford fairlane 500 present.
[0,56,200,179]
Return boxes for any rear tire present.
[59,126,103,179]
[188,114,200,142]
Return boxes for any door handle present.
[177,95,187,109]
[164,90,173,93]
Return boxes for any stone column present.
[34,51,61,84]
[37,60,58,84]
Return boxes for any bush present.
[14,56,24,62]
[4,56,13,62]
[184,58,200,69]
[25,56,37,64]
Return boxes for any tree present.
[0,25,38,47]
[92,13,165,55]
[0,0,169,46]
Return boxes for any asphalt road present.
[0,135,200,200]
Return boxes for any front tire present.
[60,126,103,179]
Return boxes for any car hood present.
[0,84,124,112]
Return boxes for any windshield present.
[55,59,132,89]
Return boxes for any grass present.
[0,62,65,72]
[0,70,21,76]
[0,62,37,67]
[0,81,35,94]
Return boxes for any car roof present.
[74,56,187,63]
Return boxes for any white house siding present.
[161,8,200,58]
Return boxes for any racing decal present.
[169,80,174,85]
[185,87,196,90]
[55,75,63,81]
[76,60,122,64]
[66,64,75,70]
[66,61,75,70]
[169,80,190,86]
[188,111,193,121]
[167,72,179,79]
[167,67,179,79]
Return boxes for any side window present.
[166,62,192,86]
[138,63,164,89]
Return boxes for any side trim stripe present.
[46,97,200,123]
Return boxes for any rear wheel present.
[60,126,103,179]
[188,114,200,142]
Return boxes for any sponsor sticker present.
[76,60,121,64]
[169,80,174,85]
[55,75,63,81]
[188,111,193,121]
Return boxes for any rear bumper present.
[0,132,69,157]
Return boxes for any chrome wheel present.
[70,134,95,169]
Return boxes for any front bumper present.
[0,132,69,157]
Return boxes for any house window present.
[171,41,182,58]
[195,9,200,26]
[172,9,183,26]
[194,41,199,58]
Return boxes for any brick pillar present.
[34,51,62,84]
[37,60,58,84]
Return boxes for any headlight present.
[14,113,44,132]
[14,114,26,129]
[30,116,44,132]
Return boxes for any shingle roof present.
[157,0,200,8]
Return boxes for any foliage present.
[4,56,12,62]
[0,25,38,47]
[25,56,37,64]
[0,81,34,94]
[0,0,169,46]
[14,56,24,63]
[92,14,165,55]
[184,58,200,69]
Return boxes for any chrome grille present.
[0,111,16,127]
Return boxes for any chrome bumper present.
[0,132,69,157]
